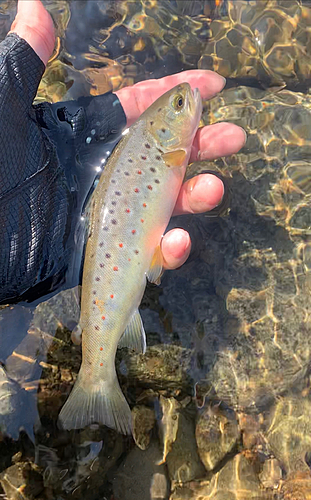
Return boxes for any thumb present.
[10,0,55,66]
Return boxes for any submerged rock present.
[159,396,205,483]
[132,405,156,450]
[0,461,45,500]
[113,440,169,500]
[123,344,193,392]
[265,395,311,473]
[195,404,240,472]
[170,453,271,500]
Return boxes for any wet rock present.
[259,458,282,490]
[123,344,193,392]
[195,404,240,471]
[238,413,263,450]
[113,440,169,500]
[265,395,311,473]
[159,397,205,483]
[170,453,271,499]
[37,427,124,497]
[0,461,44,500]
[280,471,311,499]
[132,405,156,450]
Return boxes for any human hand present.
[10,0,246,272]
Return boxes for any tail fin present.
[58,372,132,435]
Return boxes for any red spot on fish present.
[128,258,131,261]
[100,363,103,367]
[110,294,114,299]
[132,229,136,234]
[113,266,118,271]
[119,243,123,247]
[100,347,103,351]
[147,185,152,190]
[141,219,144,223]
[141,156,147,160]
[126,208,130,213]
[134,188,139,193]
[143,203,147,207]
[137,170,142,174]
[101,316,106,320]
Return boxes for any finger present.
[10,0,55,65]
[162,228,191,270]
[191,122,247,162]
[116,70,226,126]
[173,174,224,216]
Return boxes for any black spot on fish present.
[145,143,151,149]
[111,219,117,225]
[93,300,96,304]
[109,209,114,214]
[93,290,96,295]
[156,155,161,161]
[95,325,100,331]
[135,250,139,254]
[95,277,100,281]
[158,108,162,112]
[150,167,156,172]
[150,121,154,125]
[115,191,121,196]
[116,169,120,173]
[161,128,166,133]
[99,242,104,247]
[112,201,117,206]
[111,179,116,184]
[141,155,147,160]
[158,148,164,153]
[155,179,160,184]
[124,171,130,176]
[99,263,104,268]
[103,226,109,231]
[128,159,133,163]
[106,253,111,258]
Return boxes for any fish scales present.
[58,83,202,434]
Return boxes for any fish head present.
[146,82,202,156]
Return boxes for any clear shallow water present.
[1,1,311,499]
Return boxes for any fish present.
[58,82,202,434]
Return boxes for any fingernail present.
[217,74,226,89]
[238,126,247,144]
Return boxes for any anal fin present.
[118,309,146,354]
[147,245,163,285]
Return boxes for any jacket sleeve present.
[0,33,126,303]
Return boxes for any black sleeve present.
[0,34,126,303]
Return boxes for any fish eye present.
[173,94,184,110]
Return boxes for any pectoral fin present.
[147,245,163,285]
[162,149,187,168]
[118,309,146,354]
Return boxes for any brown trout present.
[58,83,202,434]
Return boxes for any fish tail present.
[58,370,132,435]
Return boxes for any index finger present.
[115,70,226,127]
